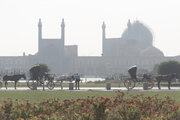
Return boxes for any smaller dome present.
[141,46,164,57]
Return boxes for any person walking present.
[74,73,80,90]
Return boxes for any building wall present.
[0,55,36,76]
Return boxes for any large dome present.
[121,20,153,49]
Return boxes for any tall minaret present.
[127,19,131,28]
[102,21,106,56]
[38,18,42,53]
[61,18,65,46]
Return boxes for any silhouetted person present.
[74,73,80,90]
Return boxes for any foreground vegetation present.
[0,91,179,120]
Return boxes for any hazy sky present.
[0,0,180,56]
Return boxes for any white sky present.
[0,0,180,56]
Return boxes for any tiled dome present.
[122,20,153,49]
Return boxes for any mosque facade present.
[0,19,180,76]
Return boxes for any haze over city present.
[0,0,180,56]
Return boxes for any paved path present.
[1,87,180,91]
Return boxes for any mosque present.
[0,19,180,76]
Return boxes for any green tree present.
[39,64,50,79]
[158,61,180,75]
[39,64,50,75]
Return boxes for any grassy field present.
[0,90,180,103]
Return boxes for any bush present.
[0,91,179,120]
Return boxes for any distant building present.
[0,19,180,75]
[101,20,165,74]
